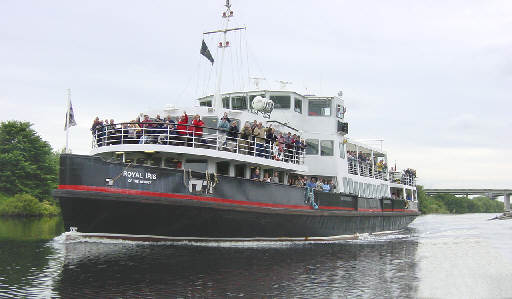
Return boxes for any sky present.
[1,0,511,189]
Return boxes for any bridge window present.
[231,96,247,110]
[200,100,212,107]
[294,97,302,114]
[270,95,291,109]
[320,140,334,156]
[305,139,319,155]
[308,99,332,116]
[222,97,230,109]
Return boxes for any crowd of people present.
[347,150,388,177]
[91,112,306,164]
[403,168,416,178]
[216,113,306,164]
[249,169,337,193]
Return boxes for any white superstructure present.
[90,0,417,202]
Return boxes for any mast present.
[203,0,245,110]
[65,88,71,153]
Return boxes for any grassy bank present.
[0,193,60,217]
[417,186,504,215]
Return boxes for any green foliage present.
[0,194,60,217]
[471,196,504,213]
[417,186,449,214]
[417,185,504,214]
[0,121,59,201]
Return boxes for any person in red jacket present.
[190,114,205,147]
[176,112,188,146]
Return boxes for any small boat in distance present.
[54,1,419,241]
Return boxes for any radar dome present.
[251,96,274,114]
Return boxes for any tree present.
[417,185,448,214]
[0,121,58,200]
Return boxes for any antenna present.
[203,0,246,110]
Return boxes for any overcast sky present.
[1,0,511,189]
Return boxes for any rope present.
[112,162,133,183]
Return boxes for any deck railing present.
[347,157,389,181]
[91,122,305,165]
[390,171,416,186]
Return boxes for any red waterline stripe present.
[58,185,316,211]
[58,185,415,213]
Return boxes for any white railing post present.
[192,127,195,148]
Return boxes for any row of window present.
[305,139,346,158]
[202,95,333,116]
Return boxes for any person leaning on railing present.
[91,117,102,146]
[283,132,293,162]
[176,112,189,146]
[265,127,277,159]
[217,113,230,150]
[127,120,140,144]
[106,119,118,145]
[240,121,252,155]
[226,120,239,152]
[252,122,266,157]
[158,118,177,145]
[98,120,106,146]
[190,114,205,147]
[291,134,299,163]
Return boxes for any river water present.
[0,214,511,298]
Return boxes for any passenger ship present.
[54,1,419,241]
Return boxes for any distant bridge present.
[424,189,511,211]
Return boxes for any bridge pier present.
[504,193,510,212]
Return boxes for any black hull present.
[54,154,419,239]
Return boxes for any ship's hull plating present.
[54,154,419,239]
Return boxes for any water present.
[0,214,511,298]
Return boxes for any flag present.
[64,100,77,130]
[200,39,214,65]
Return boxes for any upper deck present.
[90,89,416,193]
[91,118,307,173]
